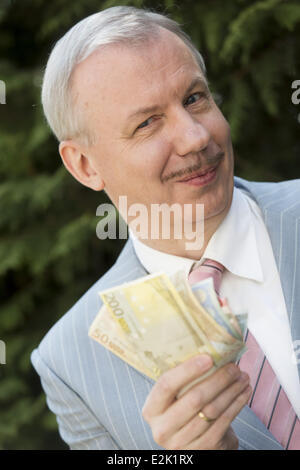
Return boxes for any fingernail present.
[197,355,213,369]
[226,364,239,376]
[238,372,249,383]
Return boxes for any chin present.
[203,188,233,221]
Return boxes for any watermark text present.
[0,340,6,364]
[96,196,205,251]
[0,80,6,104]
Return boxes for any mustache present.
[161,152,224,183]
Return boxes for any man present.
[31,6,300,450]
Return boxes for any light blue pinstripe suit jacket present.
[31,177,300,450]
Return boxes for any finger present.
[187,385,252,450]
[200,371,250,420]
[163,411,211,449]
[142,354,213,419]
[166,372,250,448]
[157,363,241,436]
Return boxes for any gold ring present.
[198,411,215,423]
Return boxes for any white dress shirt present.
[129,187,300,419]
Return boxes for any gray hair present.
[41,6,207,147]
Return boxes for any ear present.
[59,140,105,191]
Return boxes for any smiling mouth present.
[161,152,224,184]
[177,163,219,182]
[175,152,224,183]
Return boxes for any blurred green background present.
[0,0,299,450]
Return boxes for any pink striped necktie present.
[188,259,300,449]
[188,259,224,296]
[238,331,300,449]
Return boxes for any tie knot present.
[188,258,224,296]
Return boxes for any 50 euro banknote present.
[89,272,247,389]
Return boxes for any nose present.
[168,108,211,157]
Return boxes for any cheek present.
[130,137,171,178]
[97,137,170,201]
[210,113,233,171]
[207,104,231,141]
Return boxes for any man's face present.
[71,28,234,225]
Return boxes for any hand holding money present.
[142,354,251,450]
[89,270,251,450]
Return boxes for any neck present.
[130,207,230,261]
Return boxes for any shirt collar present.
[196,187,264,282]
[129,187,264,283]
[129,228,195,278]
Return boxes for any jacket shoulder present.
[234,176,300,215]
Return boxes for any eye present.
[136,116,154,130]
[184,92,206,106]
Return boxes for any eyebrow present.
[126,76,208,123]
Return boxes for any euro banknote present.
[89,271,247,388]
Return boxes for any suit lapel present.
[110,241,156,387]
[115,238,148,278]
